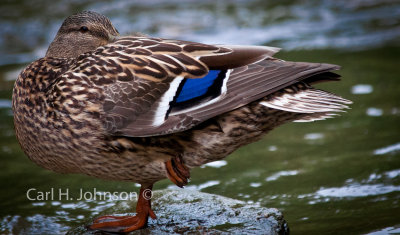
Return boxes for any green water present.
[1,1,400,234]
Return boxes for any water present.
[1,0,400,234]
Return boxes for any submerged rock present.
[68,189,289,234]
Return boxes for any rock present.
[68,189,289,234]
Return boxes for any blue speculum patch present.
[175,70,222,103]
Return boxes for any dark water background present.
[1,0,400,234]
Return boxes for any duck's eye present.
[79,26,89,32]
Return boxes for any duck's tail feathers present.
[259,82,352,122]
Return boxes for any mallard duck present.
[12,11,351,233]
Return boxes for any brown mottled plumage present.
[12,11,351,232]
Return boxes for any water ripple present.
[202,160,228,168]
[316,184,400,197]
[366,107,383,117]
[351,84,373,94]
[0,100,12,109]
[1,0,400,66]
[265,170,299,182]
[374,142,400,155]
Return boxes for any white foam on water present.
[203,160,227,168]
[316,183,400,197]
[266,170,299,182]
[304,133,324,140]
[366,107,383,117]
[374,142,400,155]
[351,84,373,94]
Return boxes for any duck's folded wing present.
[119,59,345,137]
[77,37,277,135]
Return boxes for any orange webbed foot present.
[165,156,190,187]
[89,185,156,233]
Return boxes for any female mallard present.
[12,11,351,232]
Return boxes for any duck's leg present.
[165,155,190,187]
[89,184,156,233]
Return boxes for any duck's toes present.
[89,213,147,233]
[89,185,156,233]
[165,156,191,187]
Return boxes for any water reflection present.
[367,226,400,235]
[169,180,221,191]
[373,143,400,155]
[202,160,228,168]
[265,170,300,182]
[366,107,383,117]
[1,0,400,66]
[297,168,400,199]
[316,184,400,197]
[0,100,11,109]
[304,133,324,140]
[351,84,373,95]
[249,182,262,188]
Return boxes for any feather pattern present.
[66,36,232,132]
[60,36,280,134]
[260,82,351,114]
[39,36,348,137]
[120,58,347,136]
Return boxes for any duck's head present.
[46,11,119,58]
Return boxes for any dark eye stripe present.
[62,25,111,41]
